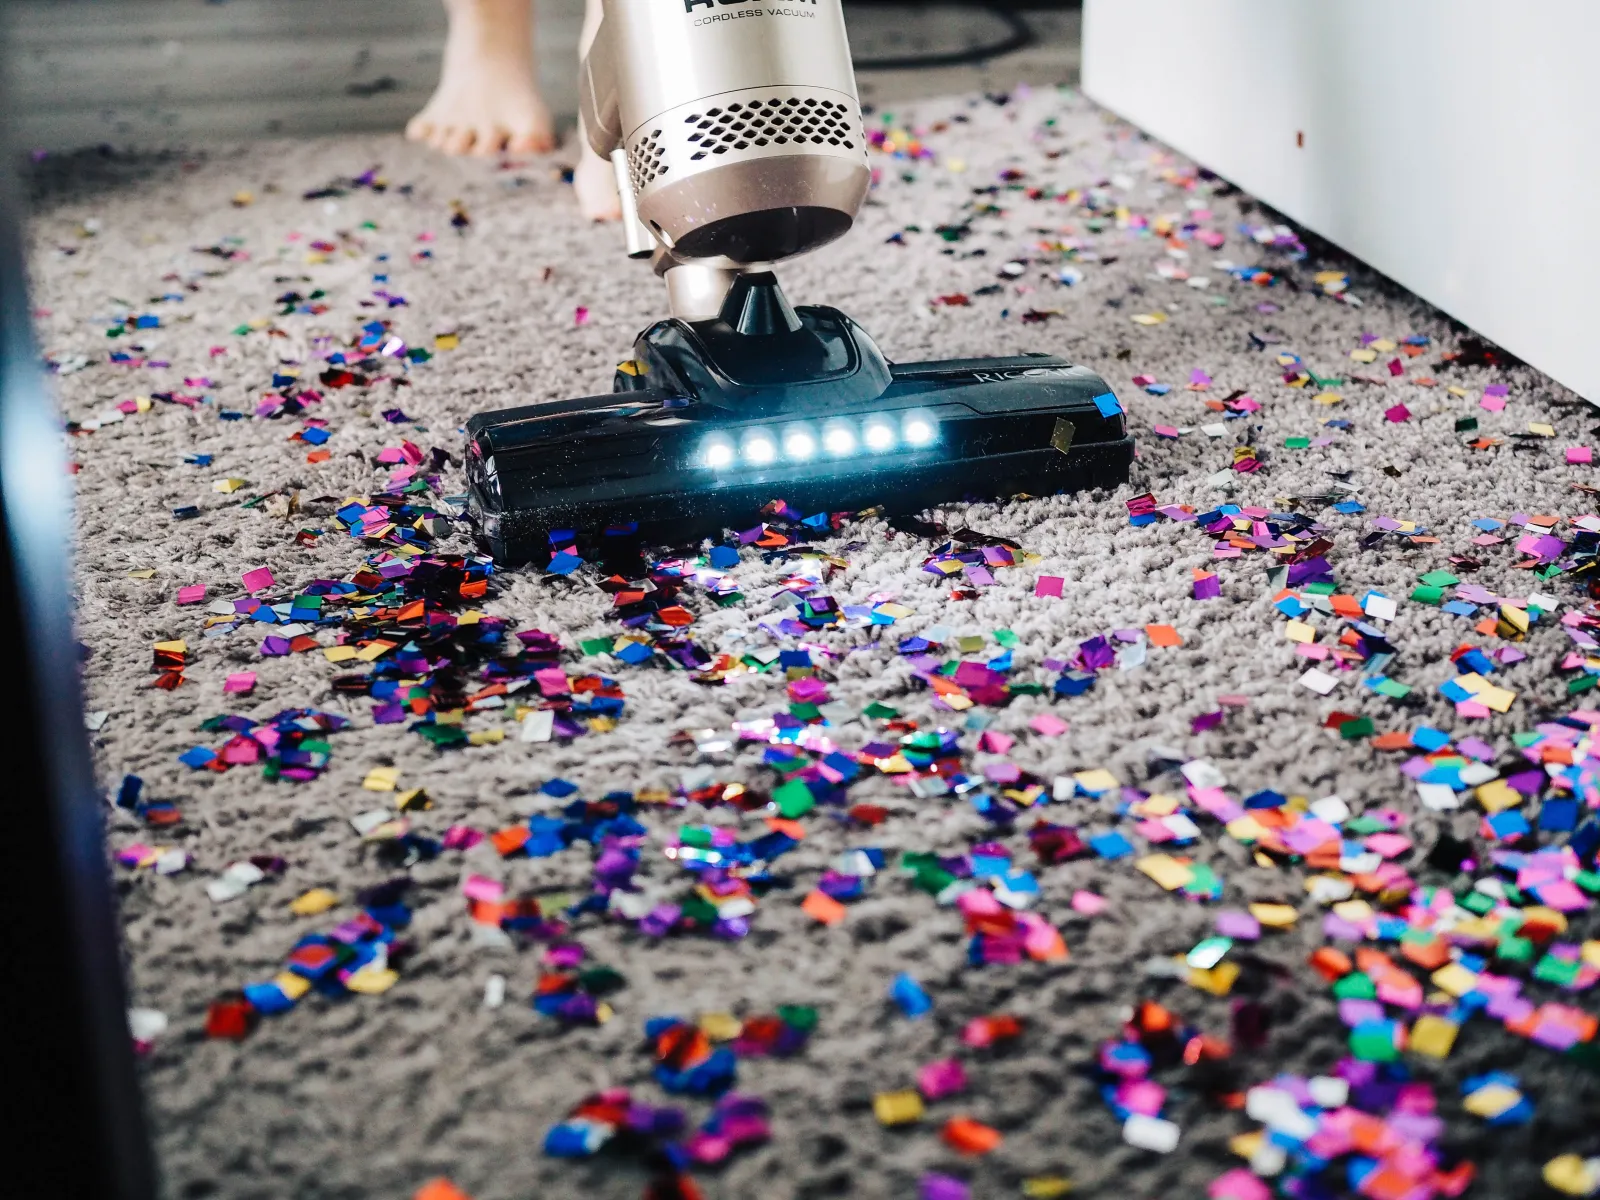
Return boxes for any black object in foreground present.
[465,274,1132,565]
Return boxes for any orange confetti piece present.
[1145,624,1182,648]
[415,1180,473,1200]
[801,890,847,925]
[942,1116,1003,1155]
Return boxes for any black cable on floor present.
[848,3,1035,71]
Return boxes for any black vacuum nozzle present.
[464,297,1132,564]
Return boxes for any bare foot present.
[574,139,623,222]
[407,0,555,157]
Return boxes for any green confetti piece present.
[1568,675,1599,695]
[1418,570,1459,587]
[1349,1025,1399,1062]
[992,629,1019,648]
[1533,955,1582,987]
[580,637,613,656]
[776,1004,819,1031]
[771,778,816,818]
[1284,436,1311,449]
[1495,936,1535,963]
[1455,416,1479,432]
[863,701,900,720]
[1339,716,1374,740]
[1410,585,1444,605]
[1459,891,1495,915]
[1373,678,1412,698]
[1332,972,1377,1001]
[1303,581,1336,595]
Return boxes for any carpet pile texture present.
[25,86,1598,1199]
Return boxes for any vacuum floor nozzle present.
[465,275,1132,564]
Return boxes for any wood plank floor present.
[4,0,1078,150]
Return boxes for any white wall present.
[1082,0,1600,402]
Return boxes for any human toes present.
[440,126,478,155]
[507,126,557,154]
[471,126,511,157]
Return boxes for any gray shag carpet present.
[25,87,1600,1200]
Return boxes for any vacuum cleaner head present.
[464,274,1132,565]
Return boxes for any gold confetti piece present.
[1249,902,1298,928]
[1463,1083,1522,1119]
[434,332,460,351]
[1350,348,1378,363]
[1187,960,1240,995]
[396,787,431,811]
[1543,1155,1598,1196]
[362,766,400,791]
[1021,1179,1073,1198]
[128,568,157,579]
[1528,422,1556,437]
[468,728,506,745]
[1408,1014,1458,1058]
[1284,619,1316,644]
[1136,854,1195,891]
[698,1012,743,1042]
[153,639,186,654]
[323,646,358,662]
[212,478,248,493]
[873,1090,924,1126]
[343,967,400,995]
[289,888,339,916]
[1314,391,1343,405]
[1131,312,1168,326]
[1475,779,1521,812]
[1073,768,1120,793]
[1228,1130,1264,1159]
[1430,963,1479,997]
[231,190,254,207]
[273,971,312,1000]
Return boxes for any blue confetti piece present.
[889,972,932,1018]
[708,545,739,570]
[546,551,583,576]
[1091,391,1123,417]
[1089,830,1133,860]
[179,746,216,769]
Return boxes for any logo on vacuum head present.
[685,0,814,9]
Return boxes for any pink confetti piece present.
[1070,890,1107,915]
[240,565,275,592]
[1034,575,1063,598]
[222,671,256,694]
[1384,404,1411,422]
[1480,394,1506,412]
[1567,447,1592,464]
[574,306,590,326]
[176,584,207,605]
[1029,713,1068,737]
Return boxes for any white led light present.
[741,430,776,465]
[782,425,817,461]
[903,413,937,446]
[862,420,896,452]
[822,424,857,456]
[700,437,735,469]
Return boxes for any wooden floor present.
[3,0,1080,150]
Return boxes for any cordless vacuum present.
[464,0,1132,565]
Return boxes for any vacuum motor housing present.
[589,0,872,263]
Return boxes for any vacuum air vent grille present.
[680,96,857,161]
[627,129,668,192]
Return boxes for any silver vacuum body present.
[581,0,871,268]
